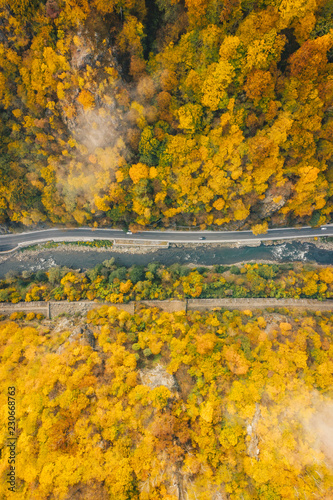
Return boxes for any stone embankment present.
[0,298,332,319]
[113,239,169,247]
[186,298,333,311]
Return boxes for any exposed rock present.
[168,471,185,500]
[53,317,73,334]
[0,225,10,234]
[54,321,97,353]
[71,40,94,71]
[80,326,96,348]
[139,364,176,390]
[247,403,261,459]
[258,184,292,218]
[234,240,261,247]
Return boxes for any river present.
[0,241,332,278]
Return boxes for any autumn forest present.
[1,261,333,303]
[1,1,333,499]
[1,0,333,229]
[1,306,333,499]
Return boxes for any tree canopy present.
[1,306,333,498]
[0,0,333,229]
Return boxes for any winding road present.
[0,225,333,253]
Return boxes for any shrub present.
[179,266,191,277]
[127,332,138,342]
[35,270,48,282]
[257,265,278,280]
[11,292,22,303]
[0,289,10,302]
[87,268,99,282]
[147,262,161,276]
[47,267,63,285]
[213,265,228,273]
[129,266,145,284]
[5,270,18,283]
[109,267,128,283]
[11,311,25,320]
[103,258,116,269]
[169,263,182,278]
[22,270,32,279]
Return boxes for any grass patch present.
[319,237,333,243]
[19,240,113,252]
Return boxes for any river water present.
[0,241,332,278]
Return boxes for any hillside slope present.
[0,1,333,229]
[1,306,333,498]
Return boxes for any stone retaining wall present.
[0,298,331,319]
[49,301,134,318]
[137,300,186,312]
[0,301,134,319]
[187,298,333,311]
[113,239,169,247]
[0,301,50,317]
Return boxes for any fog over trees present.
[0,0,333,229]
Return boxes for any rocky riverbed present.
[0,239,332,278]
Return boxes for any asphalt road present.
[0,225,333,253]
